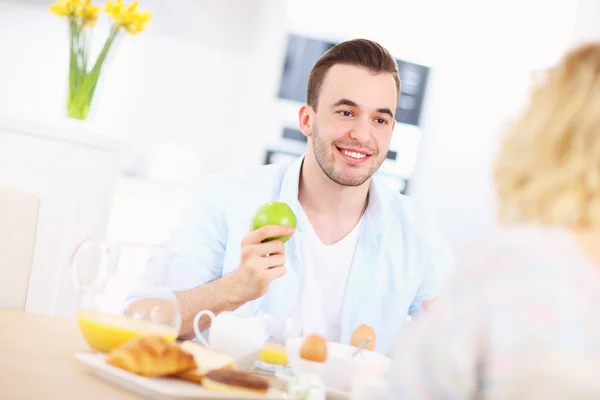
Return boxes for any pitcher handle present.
[193,310,216,348]
[71,239,110,294]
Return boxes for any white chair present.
[0,185,39,311]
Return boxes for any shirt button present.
[285,291,291,297]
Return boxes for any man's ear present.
[298,104,313,138]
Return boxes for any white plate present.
[74,351,290,400]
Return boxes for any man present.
[148,38,453,355]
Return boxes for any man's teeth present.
[341,149,367,159]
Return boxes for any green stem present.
[66,25,121,120]
[86,26,119,104]
[68,16,79,103]
[81,28,91,76]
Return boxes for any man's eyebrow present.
[377,107,394,118]
[332,98,395,119]
[332,98,358,108]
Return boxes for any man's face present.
[304,64,397,187]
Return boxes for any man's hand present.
[421,298,437,313]
[176,224,295,339]
[230,225,294,302]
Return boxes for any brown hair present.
[307,38,401,110]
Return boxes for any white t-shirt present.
[293,207,364,342]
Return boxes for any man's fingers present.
[241,241,285,260]
[255,240,286,257]
[265,265,286,280]
[242,225,295,245]
[256,254,285,269]
[421,300,431,311]
[421,298,437,312]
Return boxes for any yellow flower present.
[125,11,151,35]
[75,0,100,26]
[51,0,98,26]
[105,1,151,35]
[50,0,81,16]
[105,0,124,19]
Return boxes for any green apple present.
[251,201,297,242]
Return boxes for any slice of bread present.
[177,340,236,384]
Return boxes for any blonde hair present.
[494,41,600,228]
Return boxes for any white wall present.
[408,0,581,252]
[572,0,600,45]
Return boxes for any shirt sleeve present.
[408,221,455,317]
[141,184,229,292]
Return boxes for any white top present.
[385,224,600,399]
[295,206,364,342]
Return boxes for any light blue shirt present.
[148,155,453,355]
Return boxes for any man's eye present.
[339,111,353,117]
[376,118,388,124]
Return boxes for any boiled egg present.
[299,334,327,363]
[350,324,376,351]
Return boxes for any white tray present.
[74,351,291,400]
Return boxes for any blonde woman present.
[378,41,600,399]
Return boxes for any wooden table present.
[0,309,146,400]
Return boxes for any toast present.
[176,340,236,384]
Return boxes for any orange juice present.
[77,311,178,353]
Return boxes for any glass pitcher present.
[71,239,181,353]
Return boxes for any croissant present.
[106,335,196,377]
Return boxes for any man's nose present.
[350,117,371,143]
